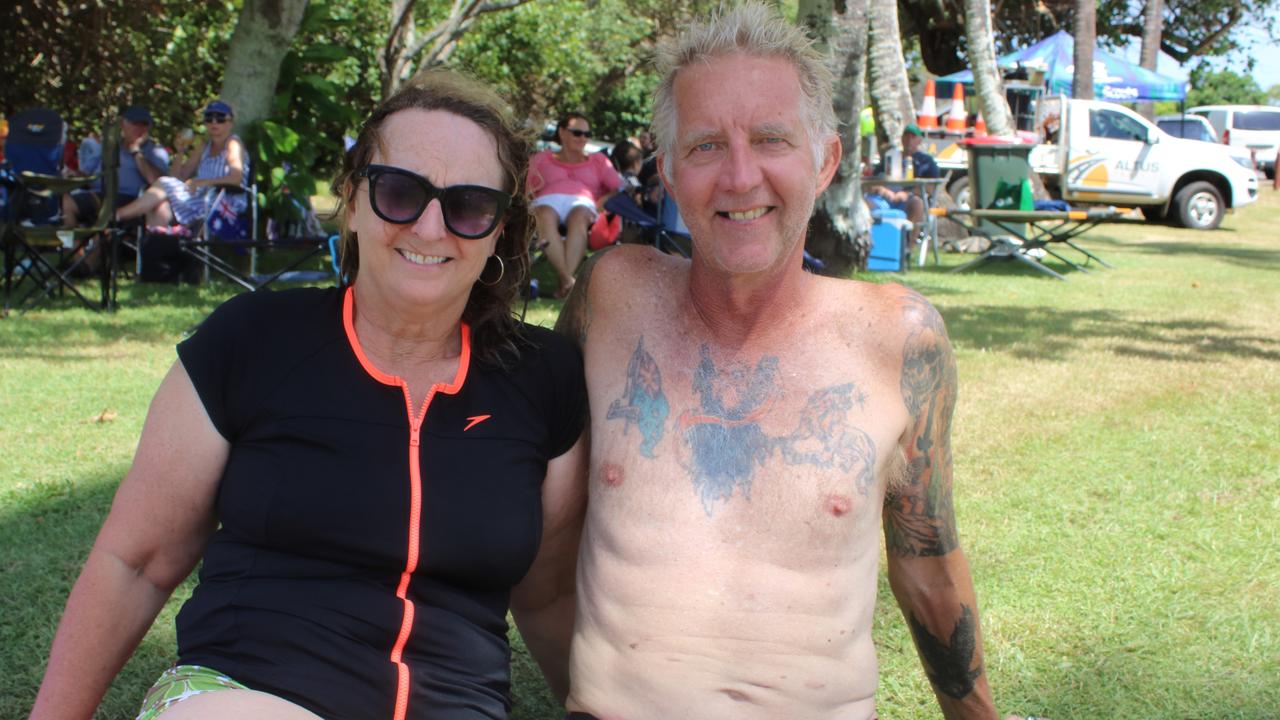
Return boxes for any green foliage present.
[449,0,657,141]
[901,0,1280,75]
[242,1,381,234]
[1187,65,1268,107]
[0,0,237,143]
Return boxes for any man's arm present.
[510,434,588,703]
[883,290,999,720]
[554,249,605,350]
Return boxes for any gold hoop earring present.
[478,254,505,286]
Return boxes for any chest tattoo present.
[606,336,669,458]
[607,340,877,516]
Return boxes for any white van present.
[1187,105,1280,179]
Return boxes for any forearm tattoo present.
[885,292,959,556]
[907,605,983,700]
[606,341,876,516]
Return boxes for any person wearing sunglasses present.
[31,72,588,720]
[527,112,627,298]
[115,100,250,228]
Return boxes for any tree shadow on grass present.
[0,465,178,719]
[0,283,237,359]
[1087,234,1280,269]
[942,304,1280,362]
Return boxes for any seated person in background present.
[76,132,102,176]
[870,123,940,225]
[60,106,169,228]
[115,100,248,228]
[527,112,626,298]
[610,139,644,203]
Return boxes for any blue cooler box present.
[868,215,912,272]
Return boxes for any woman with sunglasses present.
[115,100,249,227]
[527,112,626,298]
[31,72,587,720]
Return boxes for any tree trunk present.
[800,0,871,275]
[1137,0,1163,118]
[221,0,311,129]
[868,1,914,150]
[964,0,1014,137]
[1072,0,1096,99]
[382,0,534,97]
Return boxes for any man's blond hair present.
[651,2,838,172]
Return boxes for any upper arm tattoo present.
[885,291,959,556]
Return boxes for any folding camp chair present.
[2,115,122,313]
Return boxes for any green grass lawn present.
[2,191,1277,719]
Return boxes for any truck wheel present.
[947,176,971,210]
[1174,181,1224,230]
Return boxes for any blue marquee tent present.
[937,30,1187,102]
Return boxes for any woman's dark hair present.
[556,112,589,133]
[332,70,533,366]
[610,140,642,173]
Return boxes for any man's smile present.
[719,207,772,221]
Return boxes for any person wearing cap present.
[116,100,249,228]
[60,105,170,228]
[870,123,941,225]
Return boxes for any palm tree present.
[868,1,914,150]
[1137,0,1164,118]
[963,0,1014,136]
[799,0,871,274]
[1072,0,1096,99]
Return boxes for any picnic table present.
[928,206,1141,280]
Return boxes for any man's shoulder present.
[817,278,944,335]
[142,140,170,163]
[588,244,681,297]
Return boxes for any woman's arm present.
[190,138,245,190]
[174,142,204,181]
[510,432,589,704]
[28,361,229,720]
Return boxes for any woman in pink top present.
[527,112,625,298]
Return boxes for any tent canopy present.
[937,30,1187,102]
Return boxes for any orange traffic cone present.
[944,83,967,133]
[917,78,939,130]
[974,112,988,137]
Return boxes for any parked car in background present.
[1156,114,1255,171]
[1187,105,1280,179]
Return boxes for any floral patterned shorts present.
[135,664,248,720]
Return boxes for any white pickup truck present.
[924,97,1259,230]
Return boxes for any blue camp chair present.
[2,112,121,312]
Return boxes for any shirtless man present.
[556,4,1017,719]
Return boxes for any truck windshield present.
[1234,111,1280,131]
[1090,109,1148,141]
[1158,120,1214,142]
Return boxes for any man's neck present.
[685,254,814,349]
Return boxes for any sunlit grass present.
[2,190,1277,718]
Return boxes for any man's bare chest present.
[585,327,907,531]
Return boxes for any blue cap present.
[203,100,234,117]
[122,106,153,124]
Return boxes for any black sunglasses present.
[565,128,592,138]
[356,164,511,239]
[203,113,230,124]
